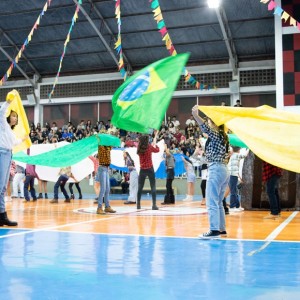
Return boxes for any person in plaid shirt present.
[192,105,230,239]
[262,161,283,219]
[136,131,160,210]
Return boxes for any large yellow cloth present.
[197,105,300,173]
[5,89,31,153]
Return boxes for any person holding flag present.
[0,90,29,226]
[192,105,230,239]
[136,131,160,210]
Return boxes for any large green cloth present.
[111,53,189,133]
[228,134,248,148]
[13,134,120,167]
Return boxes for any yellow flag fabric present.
[197,105,300,173]
[6,89,31,153]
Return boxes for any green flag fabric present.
[111,53,190,133]
[13,134,120,167]
[228,134,248,148]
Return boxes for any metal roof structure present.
[0,0,275,83]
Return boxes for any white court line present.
[0,211,140,240]
[247,211,299,256]
[0,202,201,240]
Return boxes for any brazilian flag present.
[111,53,189,133]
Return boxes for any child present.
[227,147,249,210]
[182,155,196,201]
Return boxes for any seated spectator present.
[185,115,195,127]
[234,100,243,107]
[121,172,130,194]
[172,116,180,128]
[109,169,122,187]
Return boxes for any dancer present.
[50,166,77,203]
[123,151,138,204]
[5,161,16,202]
[161,144,175,205]
[23,163,38,202]
[37,180,48,199]
[69,182,82,199]
[192,105,230,239]
[96,143,116,214]
[262,161,283,219]
[12,163,25,199]
[182,155,196,201]
[0,94,27,226]
[136,131,160,210]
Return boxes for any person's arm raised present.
[191,105,204,125]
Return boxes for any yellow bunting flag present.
[281,11,290,22]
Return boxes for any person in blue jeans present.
[192,105,230,239]
[50,167,77,203]
[0,92,29,226]
[262,161,283,219]
[24,164,38,202]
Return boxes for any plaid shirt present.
[98,146,112,166]
[200,122,229,164]
[138,144,159,169]
[262,162,283,182]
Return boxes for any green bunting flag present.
[111,53,189,133]
[13,134,120,167]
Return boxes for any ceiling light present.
[207,0,221,8]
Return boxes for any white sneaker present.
[236,207,244,211]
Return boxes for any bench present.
[111,186,177,195]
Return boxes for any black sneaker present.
[220,231,227,237]
[198,230,220,239]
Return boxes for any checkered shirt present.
[200,122,229,164]
[262,162,283,182]
[138,144,159,169]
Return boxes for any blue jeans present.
[206,163,229,231]
[54,175,70,200]
[0,147,12,213]
[266,175,281,215]
[229,175,239,208]
[97,166,110,208]
[24,175,37,201]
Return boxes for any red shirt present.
[262,162,283,182]
[138,144,159,169]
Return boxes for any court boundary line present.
[247,211,299,256]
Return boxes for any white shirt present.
[0,102,21,150]
[186,119,196,126]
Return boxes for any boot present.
[37,193,43,199]
[223,198,229,214]
[79,194,82,199]
[152,199,159,210]
[0,212,18,226]
[137,200,141,210]
[45,193,48,199]
[70,194,75,200]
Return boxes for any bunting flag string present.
[48,0,82,100]
[0,0,52,87]
[149,0,216,91]
[260,0,300,31]
[114,0,127,80]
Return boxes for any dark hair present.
[137,135,149,154]
[6,110,18,130]
[124,151,135,167]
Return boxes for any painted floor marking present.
[247,211,298,256]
